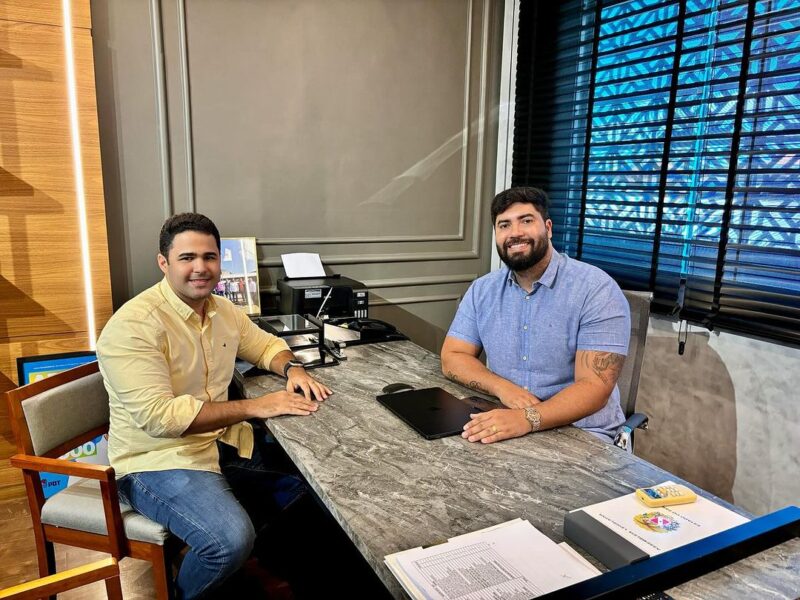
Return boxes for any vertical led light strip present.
[62,0,97,347]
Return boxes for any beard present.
[496,236,549,272]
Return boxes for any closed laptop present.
[376,387,497,440]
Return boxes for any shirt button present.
[522,355,527,361]
[524,386,529,390]
[523,325,528,330]
[525,296,530,301]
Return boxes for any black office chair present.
[613,290,653,452]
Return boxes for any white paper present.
[281,252,325,278]
[323,323,361,345]
[384,520,598,600]
[557,542,602,574]
[577,481,749,556]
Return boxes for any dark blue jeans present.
[117,434,306,600]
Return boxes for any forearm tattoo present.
[581,352,625,385]
[446,370,490,394]
[445,370,462,384]
[468,380,490,394]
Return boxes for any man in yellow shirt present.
[97,213,331,599]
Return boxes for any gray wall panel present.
[93,0,503,353]
[92,0,169,300]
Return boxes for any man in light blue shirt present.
[442,187,630,443]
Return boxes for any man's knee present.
[196,511,256,572]
[220,515,257,567]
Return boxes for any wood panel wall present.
[0,0,111,501]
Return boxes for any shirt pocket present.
[528,313,578,387]
[210,334,239,390]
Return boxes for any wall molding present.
[165,0,493,249]
[370,293,463,307]
[361,274,477,289]
[256,0,494,263]
[176,0,195,211]
[256,234,465,245]
[149,0,173,219]
[260,249,479,268]
[254,0,477,246]
[261,274,476,296]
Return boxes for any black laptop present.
[376,387,498,440]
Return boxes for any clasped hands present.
[462,381,540,444]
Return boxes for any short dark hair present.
[158,213,221,257]
[491,187,550,225]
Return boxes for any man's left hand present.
[462,408,531,444]
[286,368,332,402]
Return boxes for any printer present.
[278,275,369,319]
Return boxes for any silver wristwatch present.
[523,407,541,433]
[282,360,304,378]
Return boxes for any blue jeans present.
[118,434,306,600]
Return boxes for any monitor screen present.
[14,350,103,499]
[16,350,97,386]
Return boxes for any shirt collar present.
[158,278,217,321]
[504,248,563,290]
[538,248,562,289]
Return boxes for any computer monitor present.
[16,350,97,386]
[14,350,103,499]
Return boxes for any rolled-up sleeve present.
[97,316,204,438]
[233,310,290,371]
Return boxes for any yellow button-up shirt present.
[96,279,289,477]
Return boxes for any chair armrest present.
[10,454,127,559]
[0,557,120,600]
[10,454,115,481]
[613,412,649,452]
[623,412,649,431]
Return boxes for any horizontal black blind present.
[513,0,800,346]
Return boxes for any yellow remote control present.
[635,483,697,507]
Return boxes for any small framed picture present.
[217,237,261,316]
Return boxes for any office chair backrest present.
[617,291,652,418]
[13,361,109,458]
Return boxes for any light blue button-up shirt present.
[447,250,630,441]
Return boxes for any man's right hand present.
[251,390,319,418]
[496,381,541,408]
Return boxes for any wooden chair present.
[5,361,176,600]
[0,557,122,600]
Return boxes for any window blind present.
[512,0,800,345]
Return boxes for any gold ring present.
[491,425,498,434]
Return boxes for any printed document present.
[384,519,599,600]
[578,481,749,556]
[281,253,325,278]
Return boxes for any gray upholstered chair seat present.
[40,479,168,544]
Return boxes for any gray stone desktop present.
[238,340,800,599]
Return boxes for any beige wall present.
[635,317,800,516]
[92,0,504,352]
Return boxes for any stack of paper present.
[384,519,600,599]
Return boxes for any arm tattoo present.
[582,352,625,385]
[445,370,462,384]
[468,380,490,394]
[446,371,490,394]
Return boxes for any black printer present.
[277,275,369,319]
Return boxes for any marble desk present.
[237,340,800,599]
